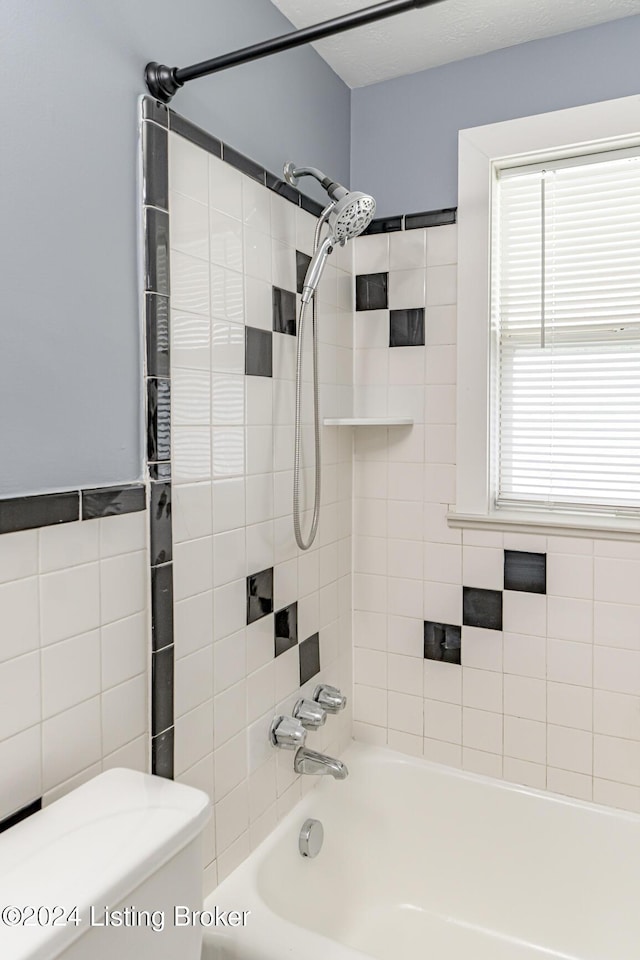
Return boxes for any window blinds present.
[494,150,640,514]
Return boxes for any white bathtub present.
[202,742,640,960]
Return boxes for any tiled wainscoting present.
[351,223,640,813]
[165,115,353,887]
[0,500,148,827]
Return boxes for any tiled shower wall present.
[0,507,148,825]
[167,130,354,887]
[352,224,640,814]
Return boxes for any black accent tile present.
[152,645,174,736]
[405,208,457,230]
[152,726,174,779]
[424,622,461,664]
[363,216,403,236]
[356,272,388,311]
[223,144,265,184]
[144,207,170,296]
[300,194,325,218]
[296,251,312,295]
[272,286,297,336]
[390,308,425,347]
[275,602,298,657]
[169,110,222,158]
[0,492,79,535]
[142,121,169,210]
[245,326,272,378]
[299,632,320,685]
[150,481,172,565]
[463,587,503,631]
[82,484,146,520]
[504,551,547,594]
[0,798,42,835]
[147,378,171,462]
[247,567,274,624]
[151,562,174,651]
[142,96,169,127]
[145,293,170,378]
[265,172,301,205]
[149,461,172,481]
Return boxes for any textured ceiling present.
[269,0,639,87]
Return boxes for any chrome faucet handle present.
[269,715,307,750]
[293,698,327,729]
[313,683,347,714]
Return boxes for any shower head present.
[283,162,376,239]
[284,161,376,303]
[328,191,376,242]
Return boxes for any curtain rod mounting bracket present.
[145,62,183,104]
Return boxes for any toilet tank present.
[0,768,211,960]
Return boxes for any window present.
[494,150,640,516]
[453,94,640,537]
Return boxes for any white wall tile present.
[461,626,502,672]
[503,674,546,722]
[424,737,461,767]
[504,716,546,764]
[388,269,425,310]
[547,724,592,776]
[0,577,39,663]
[175,646,214,718]
[547,596,592,643]
[503,632,546,679]
[547,638,593,687]
[462,707,502,754]
[424,699,461,744]
[40,563,100,645]
[170,133,208,204]
[209,156,242,219]
[547,681,592,731]
[593,646,640,696]
[102,674,146,756]
[593,734,640,786]
[41,630,101,719]
[388,691,423,735]
[40,520,99,573]
[42,696,102,792]
[101,613,147,690]
[0,726,41,821]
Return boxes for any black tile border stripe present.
[160,98,336,219]
[82,484,146,520]
[363,207,457,236]
[0,484,146,535]
[0,798,42,835]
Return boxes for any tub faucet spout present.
[294,747,348,780]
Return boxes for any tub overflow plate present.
[299,818,324,858]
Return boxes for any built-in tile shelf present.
[323,418,414,427]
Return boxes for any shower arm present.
[145,0,445,103]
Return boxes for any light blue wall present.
[351,15,640,218]
[0,0,349,497]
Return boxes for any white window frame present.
[450,93,640,540]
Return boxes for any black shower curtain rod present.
[145,0,444,103]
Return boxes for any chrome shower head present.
[283,162,376,239]
[285,161,377,304]
[328,191,376,242]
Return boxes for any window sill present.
[447,509,640,542]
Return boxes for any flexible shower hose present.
[293,212,328,551]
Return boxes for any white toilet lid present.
[0,768,210,960]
